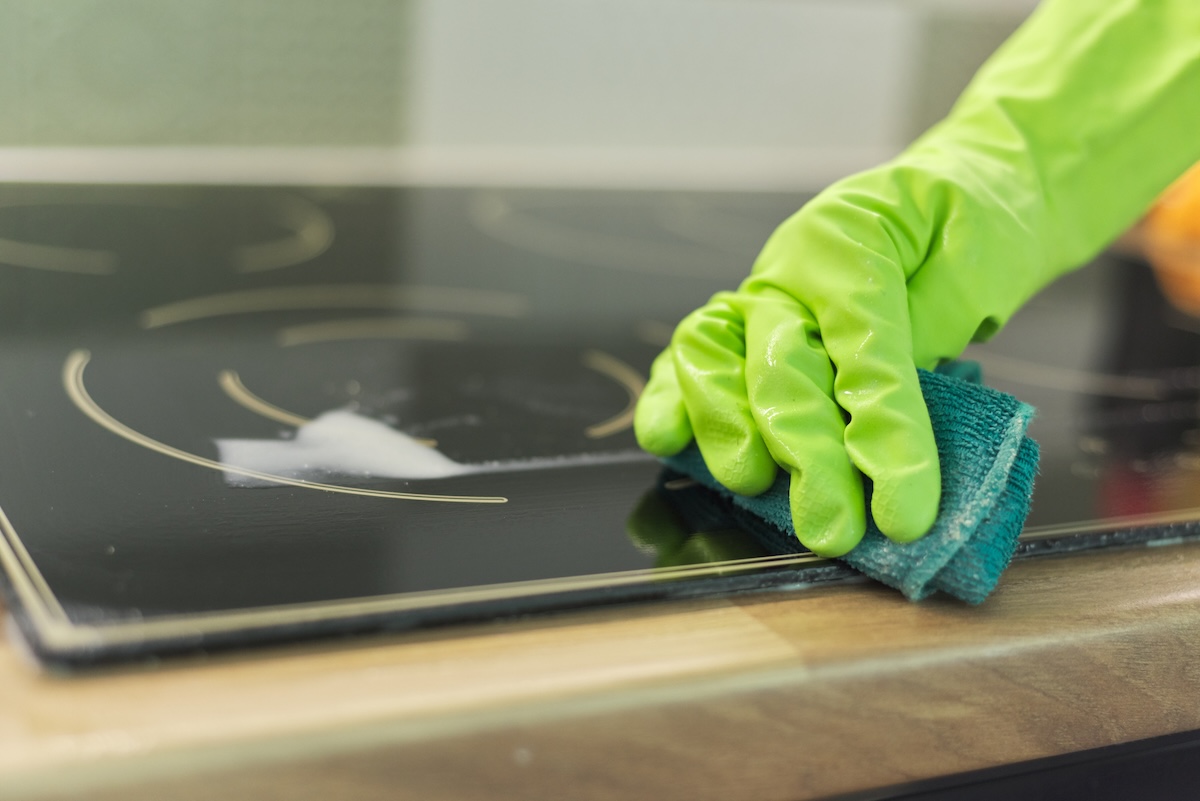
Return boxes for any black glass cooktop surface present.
[0,183,1196,667]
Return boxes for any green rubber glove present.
[636,0,1200,558]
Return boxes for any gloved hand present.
[636,0,1200,557]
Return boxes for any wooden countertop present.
[5,541,1200,800]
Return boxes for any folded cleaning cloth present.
[663,367,1039,604]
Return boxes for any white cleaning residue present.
[215,409,649,488]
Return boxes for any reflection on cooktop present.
[1,183,1199,667]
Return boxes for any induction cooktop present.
[0,183,1197,667]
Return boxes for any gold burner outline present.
[65,350,507,505]
[0,190,333,276]
[64,282,645,510]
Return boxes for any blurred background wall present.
[0,0,411,146]
[0,0,1036,189]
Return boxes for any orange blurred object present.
[1143,161,1200,315]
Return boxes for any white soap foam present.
[215,409,651,488]
[216,410,475,487]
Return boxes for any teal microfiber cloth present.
[663,367,1039,604]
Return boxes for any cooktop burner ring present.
[0,189,334,276]
[64,349,511,505]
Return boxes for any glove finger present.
[634,349,694,456]
[812,275,941,543]
[671,294,777,496]
[743,293,866,557]
[906,273,987,369]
